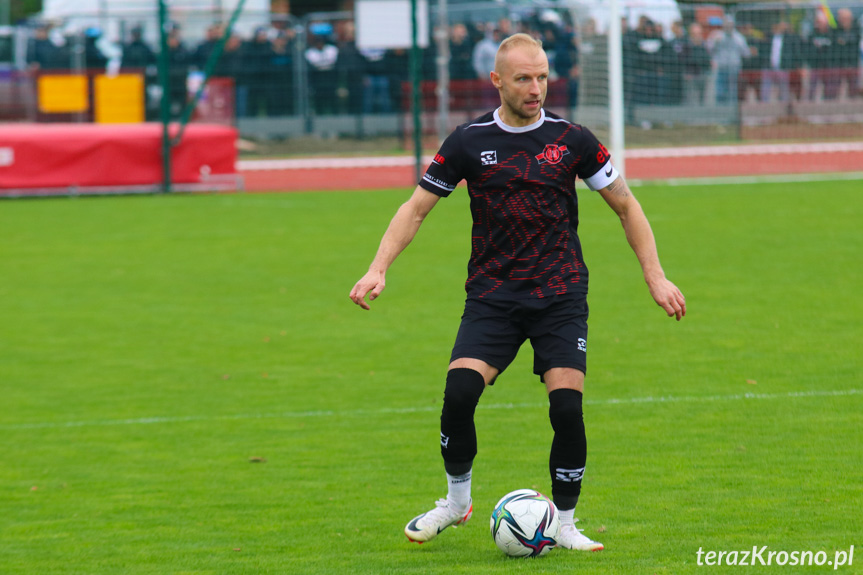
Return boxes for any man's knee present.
[448,357,498,384]
[440,368,485,467]
[548,387,583,433]
[544,367,585,393]
[442,368,485,417]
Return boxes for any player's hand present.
[648,277,686,321]
[349,270,386,310]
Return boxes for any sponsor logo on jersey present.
[433,153,445,165]
[480,150,498,165]
[536,144,569,165]
[597,142,610,164]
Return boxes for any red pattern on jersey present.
[419,110,606,300]
[466,143,583,299]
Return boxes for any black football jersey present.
[419,108,618,300]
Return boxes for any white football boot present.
[556,520,604,551]
[404,498,473,543]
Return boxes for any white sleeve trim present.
[422,173,457,194]
[583,161,619,191]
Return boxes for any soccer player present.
[349,33,686,551]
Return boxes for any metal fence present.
[2,1,862,150]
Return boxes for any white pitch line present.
[628,171,863,188]
[1,389,858,431]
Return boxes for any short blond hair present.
[494,33,544,73]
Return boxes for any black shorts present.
[450,295,588,379]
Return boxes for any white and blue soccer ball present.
[490,489,560,557]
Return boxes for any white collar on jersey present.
[493,107,546,133]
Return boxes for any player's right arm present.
[349,185,442,310]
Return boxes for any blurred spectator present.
[122,26,157,119]
[760,21,802,102]
[385,47,409,112]
[554,27,580,108]
[632,18,666,104]
[467,22,485,47]
[449,23,475,80]
[541,26,561,78]
[835,8,861,98]
[707,17,750,104]
[497,18,513,38]
[305,32,339,115]
[360,46,391,113]
[471,24,501,109]
[242,27,275,117]
[739,23,766,102]
[336,21,366,115]
[472,24,500,80]
[267,29,296,116]
[84,27,109,70]
[217,33,245,113]
[27,23,66,70]
[683,22,712,105]
[165,23,191,118]
[195,23,224,71]
[622,16,639,119]
[421,31,438,80]
[122,26,156,69]
[807,11,838,100]
[664,21,687,105]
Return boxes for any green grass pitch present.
[1,180,861,574]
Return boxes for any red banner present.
[0,123,236,192]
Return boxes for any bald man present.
[351,33,685,550]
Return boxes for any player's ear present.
[490,70,501,89]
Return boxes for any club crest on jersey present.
[536,144,569,165]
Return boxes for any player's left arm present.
[597,176,686,321]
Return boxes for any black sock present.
[548,388,586,511]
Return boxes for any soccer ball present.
[490,489,560,557]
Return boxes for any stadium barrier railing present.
[2,2,861,154]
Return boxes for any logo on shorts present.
[480,150,497,165]
[577,338,587,352]
[536,144,569,165]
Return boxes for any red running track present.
[239,142,863,192]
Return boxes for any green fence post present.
[158,0,171,193]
